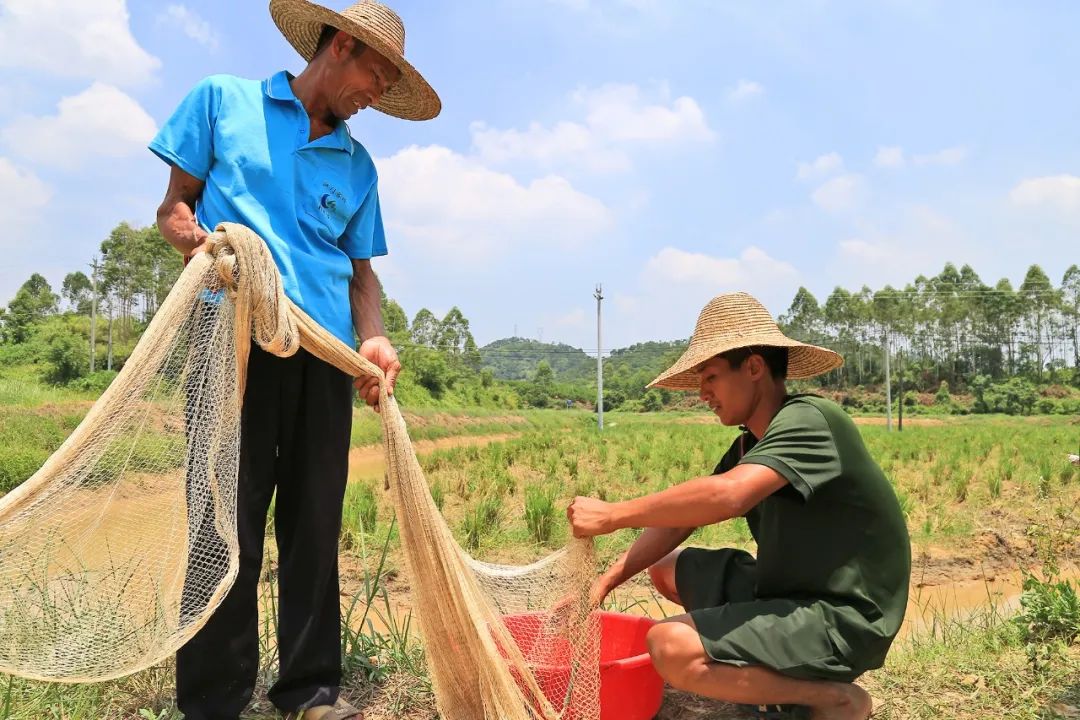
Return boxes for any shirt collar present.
[263,70,295,102]
[263,71,355,155]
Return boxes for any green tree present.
[381,292,409,340]
[779,287,823,343]
[61,271,94,315]
[406,346,450,397]
[411,308,439,347]
[39,316,90,384]
[3,274,59,343]
[1018,265,1059,380]
[140,225,183,318]
[99,222,141,337]
[642,389,663,412]
[1061,265,1080,373]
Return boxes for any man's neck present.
[744,382,788,440]
[290,67,337,142]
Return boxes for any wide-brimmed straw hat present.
[648,292,843,391]
[269,0,441,121]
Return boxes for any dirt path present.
[347,432,521,482]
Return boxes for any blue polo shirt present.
[149,71,387,346]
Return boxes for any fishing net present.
[0,224,602,719]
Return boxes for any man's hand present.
[588,573,615,607]
[549,574,615,634]
[567,496,619,538]
[183,229,211,267]
[356,336,400,408]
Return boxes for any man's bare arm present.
[568,463,788,537]
[613,464,787,529]
[350,258,401,406]
[156,165,208,257]
[595,526,695,599]
[349,258,385,342]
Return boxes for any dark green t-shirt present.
[714,394,911,662]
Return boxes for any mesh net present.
[0,223,602,719]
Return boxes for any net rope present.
[0,223,601,719]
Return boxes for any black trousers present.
[177,345,354,720]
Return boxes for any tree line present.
[779,262,1079,389]
[1,222,1077,414]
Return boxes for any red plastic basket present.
[500,611,664,720]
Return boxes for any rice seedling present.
[430,481,445,510]
[951,473,969,503]
[462,495,501,550]
[524,483,558,545]
[1037,457,1054,499]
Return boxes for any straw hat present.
[648,292,843,390]
[269,0,441,121]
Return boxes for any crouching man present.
[567,292,910,720]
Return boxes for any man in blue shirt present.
[151,2,439,718]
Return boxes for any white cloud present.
[612,293,639,314]
[471,83,713,172]
[912,145,967,166]
[470,120,629,173]
[796,152,843,181]
[838,238,893,264]
[578,84,713,143]
[874,146,905,168]
[0,157,51,245]
[376,145,614,263]
[832,205,969,287]
[553,308,587,328]
[546,0,660,12]
[811,174,865,214]
[159,5,218,50]
[2,83,157,170]
[613,246,800,342]
[645,246,798,289]
[728,79,765,102]
[1009,174,1080,214]
[0,0,160,86]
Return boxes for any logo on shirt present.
[317,182,348,223]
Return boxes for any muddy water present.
[900,564,1080,640]
[347,432,520,482]
[608,563,1080,642]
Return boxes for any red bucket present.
[500,611,664,720]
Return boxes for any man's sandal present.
[736,704,811,720]
[282,698,363,720]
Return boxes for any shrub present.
[0,447,49,493]
[69,370,119,393]
[1015,572,1080,672]
[935,380,951,405]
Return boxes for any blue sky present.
[1,0,1077,350]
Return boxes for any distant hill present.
[480,338,593,380]
[604,340,688,387]
[480,337,688,383]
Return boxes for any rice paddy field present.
[0,395,1078,719]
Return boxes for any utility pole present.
[883,330,892,431]
[897,347,904,432]
[595,284,603,431]
[89,256,100,373]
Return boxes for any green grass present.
[3,390,1079,718]
[349,406,581,447]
